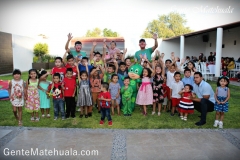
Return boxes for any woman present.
[227,58,235,70]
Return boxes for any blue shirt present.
[78,64,93,73]
[193,80,215,103]
[117,72,128,87]
[182,76,194,86]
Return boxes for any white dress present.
[10,79,24,107]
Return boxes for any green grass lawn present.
[0,72,239,129]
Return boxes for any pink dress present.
[136,77,153,105]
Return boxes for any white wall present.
[160,38,180,60]
[185,35,207,59]
[12,34,36,72]
[205,27,240,59]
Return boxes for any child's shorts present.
[162,97,168,105]
[171,98,181,107]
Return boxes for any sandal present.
[18,121,22,126]
[183,117,187,121]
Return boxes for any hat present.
[139,39,146,43]
[75,41,82,46]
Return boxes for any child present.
[136,66,154,116]
[117,62,128,87]
[76,64,93,118]
[62,68,76,118]
[107,41,121,62]
[63,54,78,79]
[222,65,228,76]
[152,65,165,116]
[124,58,132,70]
[78,57,93,74]
[90,65,104,114]
[213,76,230,129]
[9,69,25,126]
[162,76,168,111]
[25,69,40,121]
[121,77,133,116]
[103,61,118,83]
[166,64,177,112]
[109,74,121,115]
[178,84,194,121]
[51,57,66,82]
[98,82,112,126]
[169,72,184,116]
[181,68,194,86]
[38,69,51,118]
[185,61,196,76]
[48,73,65,120]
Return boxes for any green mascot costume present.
[128,64,143,112]
[121,85,133,116]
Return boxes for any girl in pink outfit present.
[136,66,154,116]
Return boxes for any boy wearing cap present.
[134,33,158,62]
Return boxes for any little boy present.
[78,57,93,73]
[121,77,133,116]
[117,62,128,87]
[98,82,112,126]
[63,54,78,79]
[103,61,118,83]
[51,57,66,82]
[166,64,177,112]
[182,68,194,86]
[48,73,65,120]
[62,68,76,118]
[169,72,184,116]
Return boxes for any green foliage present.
[103,28,118,37]
[85,28,119,37]
[85,28,102,37]
[33,56,39,63]
[33,43,49,57]
[49,56,56,63]
[142,12,193,38]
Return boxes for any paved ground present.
[0,126,240,160]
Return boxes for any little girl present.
[9,69,25,126]
[185,61,196,76]
[107,41,121,61]
[109,74,121,115]
[136,66,154,116]
[25,69,40,121]
[178,84,194,121]
[76,64,93,118]
[90,66,104,114]
[222,66,228,76]
[162,76,168,112]
[213,76,230,129]
[38,69,51,118]
[152,65,165,116]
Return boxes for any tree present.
[85,28,102,37]
[85,27,119,37]
[103,28,118,37]
[33,43,49,62]
[141,12,193,38]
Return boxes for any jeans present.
[53,99,65,118]
[65,97,76,118]
[193,98,214,123]
[101,108,112,121]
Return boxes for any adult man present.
[65,33,87,59]
[191,72,215,126]
[134,33,158,62]
[208,52,214,62]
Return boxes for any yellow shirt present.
[90,59,104,66]
[227,61,235,70]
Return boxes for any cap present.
[75,41,82,46]
[139,39,146,43]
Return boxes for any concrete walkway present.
[0,126,240,160]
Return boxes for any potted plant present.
[32,43,49,70]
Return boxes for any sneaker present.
[85,115,88,118]
[47,114,50,118]
[170,113,174,116]
[54,117,58,120]
[167,110,170,112]
[218,121,223,129]
[183,117,187,121]
[31,117,35,121]
[41,114,45,118]
[79,115,83,118]
[77,108,81,112]
[108,121,112,126]
[88,113,92,117]
[98,111,101,113]
[180,116,184,120]
[152,112,155,115]
[35,117,40,121]
[124,114,127,116]
[158,112,161,116]
[195,121,206,126]
[213,120,219,127]
[99,120,104,125]
[71,116,76,118]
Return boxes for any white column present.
[215,28,223,77]
[180,36,185,61]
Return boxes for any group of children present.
[9,40,230,128]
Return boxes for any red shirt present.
[51,67,67,82]
[65,64,77,79]
[98,91,111,108]
[162,83,168,98]
[48,82,63,99]
[62,77,76,97]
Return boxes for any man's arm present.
[151,33,158,52]
[121,48,127,62]
[65,33,73,50]
[90,41,97,61]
